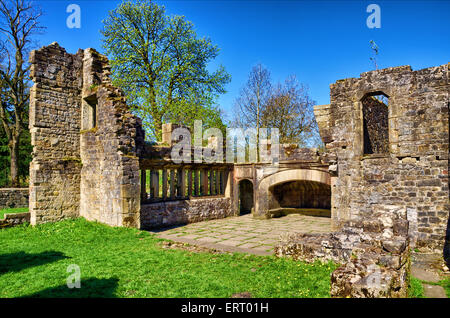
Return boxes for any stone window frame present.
[81,94,98,130]
[355,89,393,159]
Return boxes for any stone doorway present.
[238,179,254,215]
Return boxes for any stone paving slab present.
[411,252,449,298]
[150,214,331,255]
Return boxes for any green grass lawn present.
[439,278,450,297]
[0,218,338,298]
[0,207,28,220]
[408,277,425,298]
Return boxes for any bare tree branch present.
[0,0,44,186]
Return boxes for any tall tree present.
[0,0,43,187]
[262,76,318,147]
[234,66,321,150]
[101,0,231,140]
[232,63,272,159]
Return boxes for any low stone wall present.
[0,212,31,228]
[0,188,29,210]
[141,197,233,229]
[275,207,411,298]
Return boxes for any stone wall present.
[275,206,411,297]
[29,43,144,228]
[29,43,83,225]
[314,64,449,251]
[0,212,30,228]
[79,49,144,228]
[0,188,29,210]
[141,197,232,229]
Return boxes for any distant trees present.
[262,76,318,146]
[232,64,271,158]
[0,0,43,186]
[233,64,320,148]
[101,0,231,141]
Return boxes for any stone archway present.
[254,168,331,219]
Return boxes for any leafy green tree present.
[0,124,31,187]
[101,0,231,141]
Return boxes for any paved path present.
[150,214,331,256]
[411,252,449,298]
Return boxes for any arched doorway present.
[238,179,253,215]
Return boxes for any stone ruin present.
[276,64,449,297]
[28,43,449,297]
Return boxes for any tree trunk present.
[9,134,20,187]
[154,115,163,142]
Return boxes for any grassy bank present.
[0,218,337,298]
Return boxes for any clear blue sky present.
[35,0,449,122]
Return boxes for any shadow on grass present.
[22,278,119,298]
[0,251,68,275]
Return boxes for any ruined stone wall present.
[0,212,31,228]
[275,207,411,297]
[79,49,144,228]
[29,43,83,224]
[0,188,29,210]
[29,43,144,228]
[140,197,232,229]
[314,64,449,251]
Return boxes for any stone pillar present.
[193,170,199,196]
[177,169,185,197]
[220,171,225,195]
[162,169,168,199]
[215,171,220,195]
[169,169,176,198]
[140,170,147,201]
[209,171,214,195]
[152,171,159,198]
[149,170,154,198]
[187,170,193,197]
[162,123,190,146]
[29,43,83,225]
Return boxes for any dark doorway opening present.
[238,179,253,215]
